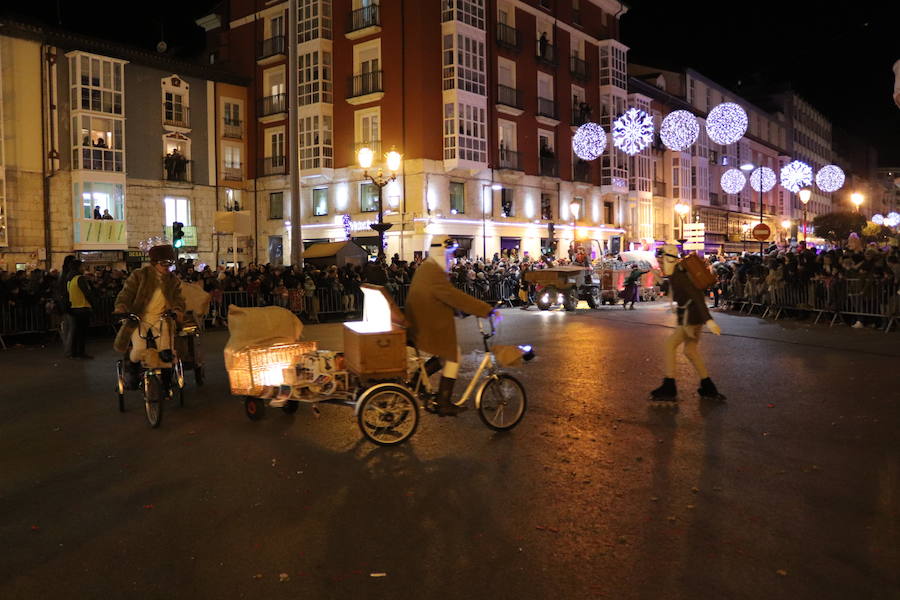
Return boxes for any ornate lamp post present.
[781,219,792,244]
[798,188,811,241]
[674,202,690,245]
[357,145,402,258]
[851,192,864,213]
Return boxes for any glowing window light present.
[872,214,885,225]
[706,102,748,145]
[720,168,747,194]
[815,164,845,193]
[572,122,607,161]
[749,166,776,193]
[612,108,654,156]
[659,110,699,151]
[780,160,813,193]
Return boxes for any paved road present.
[1,305,898,600]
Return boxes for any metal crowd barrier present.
[724,278,898,332]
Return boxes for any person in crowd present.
[66,260,95,359]
[621,265,648,310]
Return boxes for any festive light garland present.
[660,110,699,151]
[815,164,846,193]
[720,168,747,194]
[342,214,352,240]
[780,160,813,193]
[706,102,748,145]
[750,167,776,193]
[612,107,654,156]
[572,122,607,161]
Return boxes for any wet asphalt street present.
[1,304,898,600]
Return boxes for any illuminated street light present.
[799,188,811,241]
[674,202,690,245]
[851,192,864,212]
[357,145,403,257]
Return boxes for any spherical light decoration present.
[706,102,748,145]
[780,160,813,193]
[612,107,654,156]
[872,214,885,225]
[886,212,900,227]
[660,110,699,151]
[815,164,845,193]
[720,168,747,194]
[572,122,607,161]
[749,167,776,193]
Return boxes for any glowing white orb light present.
[706,102,748,145]
[872,214,885,225]
[749,167,776,193]
[780,160,813,193]
[660,110,699,151]
[720,168,747,194]
[886,212,900,227]
[815,164,846,193]
[572,122,607,161]
[612,107,654,156]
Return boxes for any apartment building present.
[199,0,631,264]
[0,20,248,271]
[629,65,792,254]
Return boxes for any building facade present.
[199,0,631,265]
[0,20,248,271]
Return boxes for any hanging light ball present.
[659,110,699,151]
[612,107,654,156]
[720,168,747,194]
[815,164,846,193]
[780,160,813,193]
[885,212,900,227]
[706,102,748,145]
[749,167,776,193]
[572,122,607,161]
[872,214,885,225]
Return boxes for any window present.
[69,52,123,115]
[224,101,241,126]
[571,196,585,220]
[540,193,554,220]
[442,0,485,29]
[443,102,487,163]
[355,108,381,152]
[269,192,284,219]
[164,197,191,226]
[604,201,614,224]
[224,146,241,169]
[299,50,333,105]
[599,43,627,90]
[299,0,333,42]
[264,68,286,98]
[75,181,124,221]
[500,188,515,217]
[354,41,381,77]
[300,115,333,170]
[442,33,486,95]
[224,188,242,211]
[313,188,328,216]
[164,90,186,125]
[360,183,378,212]
[71,115,124,172]
[449,182,465,214]
[268,129,285,160]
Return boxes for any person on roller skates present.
[650,244,726,402]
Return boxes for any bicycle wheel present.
[476,374,526,431]
[144,374,164,428]
[244,396,266,421]
[115,360,125,412]
[357,384,419,446]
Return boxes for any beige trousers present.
[129,319,173,364]
[663,325,708,379]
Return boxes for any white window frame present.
[538,128,555,152]
[498,57,516,88]
[164,196,191,227]
[355,107,381,149]
[537,72,553,100]
[498,119,517,151]
[353,39,381,76]
[263,66,286,98]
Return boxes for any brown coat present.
[113,265,186,353]
[404,259,492,360]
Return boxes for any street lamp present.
[781,219,792,244]
[674,202,690,245]
[798,188,811,241]
[741,162,765,253]
[358,145,402,259]
[741,221,750,253]
[851,192,864,213]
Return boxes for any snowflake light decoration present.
[720,168,747,194]
[612,107,654,156]
[572,122,607,161]
[815,164,845,193]
[660,110,699,151]
[780,160,813,193]
[706,102,748,145]
[750,167,776,193]
[872,214,885,225]
[886,212,900,227]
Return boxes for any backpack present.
[681,254,717,291]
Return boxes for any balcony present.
[572,106,592,126]
[496,23,519,51]
[537,97,557,120]
[570,56,588,81]
[223,165,242,181]
[536,41,557,68]
[163,105,190,129]
[498,148,521,171]
[75,147,123,172]
[574,160,591,182]
[653,181,667,197]
[74,218,127,250]
[163,155,191,183]
[261,155,286,176]
[497,84,522,109]
[539,156,558,178]
[346,71,384,104]
[257,36,285,63]
[223,118,242,139]
[346,4,381,39]
[258,94,287,120]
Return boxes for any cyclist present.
[404,236,493,417]
[113,243,186,385]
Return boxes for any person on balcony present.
[101,209,113,220]
[93,206,102,220]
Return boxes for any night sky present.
[4,0,899,162]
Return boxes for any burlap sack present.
[181,281,211,320]
[224,305,304,370]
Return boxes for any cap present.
[148,244,176,263]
